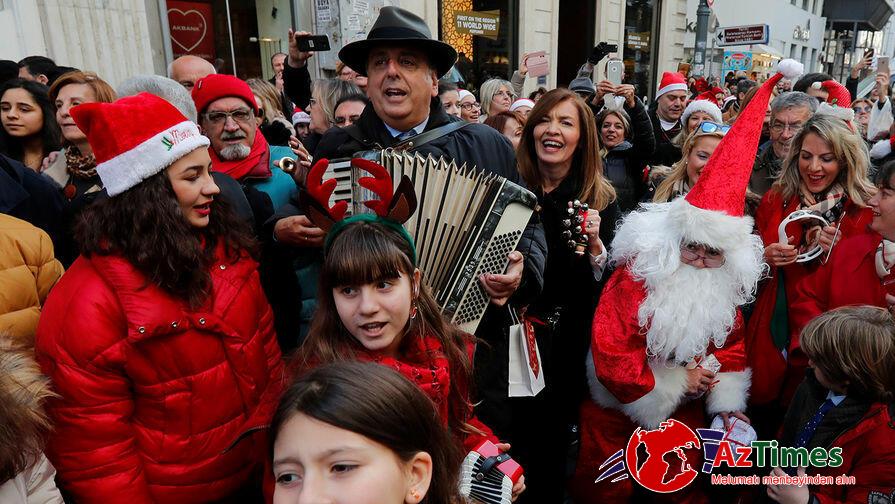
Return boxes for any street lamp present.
[694,0,711,76]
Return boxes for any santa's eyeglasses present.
[680,243,726,268]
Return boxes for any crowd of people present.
[1,5,895,503]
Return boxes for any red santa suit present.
[569,58,805,503]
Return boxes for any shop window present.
[439,0,519,91]
[622,0,660,98]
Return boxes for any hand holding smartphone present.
[297,34,331,52]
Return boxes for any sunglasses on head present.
[696,121,731,135]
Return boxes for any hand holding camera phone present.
[589,42,618,65]
[296,34,331,52]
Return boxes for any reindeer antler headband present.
[300,157,419,263]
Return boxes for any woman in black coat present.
[593,82,655,213]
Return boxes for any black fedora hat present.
[338,6,457,77]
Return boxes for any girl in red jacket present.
[35,93,284,503]
[272,361,461,504]
[747,114,876,430]
[293,158,525,500]
[767,306,895,504]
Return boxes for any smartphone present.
[606,60,623,85]
[864,47,875,60]
[297,34,330,52]
[526,51,549,78]
[880,56,890,76]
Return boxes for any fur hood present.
[0,338,55,482]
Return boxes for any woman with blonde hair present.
[247,78,294,146]
[508,87,618,502]
[478,78,515,120]
[747,114,876,433]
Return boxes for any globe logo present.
[624,419,702,493]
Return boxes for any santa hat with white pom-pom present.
[811,79,855,123]
[659,58,804,250]
[870,136,895,161]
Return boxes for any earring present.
[410,489,421,501]
[410,301,419,320]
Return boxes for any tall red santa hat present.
[811,79,854,122]
[656,71,688,99]
[667,59,804,250]
[71,92,210,197]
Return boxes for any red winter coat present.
[746,190,872,407]
[790,232,887,333]
[571,266,750,503]
[35,248,284,503]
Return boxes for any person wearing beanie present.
[571,59,804,503]
[746,112,876,438]
[34,92,284,503]
[509,97,534,118]
[192,73,297,216]
[458,89,481,122]
[647,70,689,166]
[672,97,724,149]
[291,108,311,140]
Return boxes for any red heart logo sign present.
[168,8,207,53]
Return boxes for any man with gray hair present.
[750,91,818,195]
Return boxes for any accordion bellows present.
[324,150,537,333]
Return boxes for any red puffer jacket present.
[35,246,284,503]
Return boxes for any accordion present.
[320,150,536,334]
[459,441,524,504]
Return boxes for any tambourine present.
[777,209,829,263]
[561,200,589,256]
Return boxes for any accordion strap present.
[343,120,471,152]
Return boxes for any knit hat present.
[292,109,311,125]
[458,89,475,102]
[191,74,259,116]
[681,98,723,125]
[656,71,688,99]
[667,59,804,249]
[870,136,895,161]
[510,98,535,112]
[811,79,854,122]
[71,92,210,197]
[569,76,595,95]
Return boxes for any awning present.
[750,44,783,60]
[824,0,893,31]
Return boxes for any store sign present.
[167,1,215,60]
[793,20,810,41]
[626,32,650,50]
[722,51,753,72]
[454,10,500,40]
[715,24,769,47]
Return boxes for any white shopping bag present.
[508,308,546,397]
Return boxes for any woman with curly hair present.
[35,93,283,503]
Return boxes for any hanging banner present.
[722,51,753,73]
[167,1,216,61]
[454,10,500,40]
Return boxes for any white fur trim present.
[776,59,804,80]
[656,82,688,99]
[682,100,723,124]
[586,353,690,429]
[666,197,755,252]
[96,121,210,196]
[510,98,534,112]
[815,102,855,122]
[705,369,751,415]
[871,138,893,160]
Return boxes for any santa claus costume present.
[571,60,804,502]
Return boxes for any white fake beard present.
[219,143,251,160]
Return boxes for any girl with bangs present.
[294,214,525,500]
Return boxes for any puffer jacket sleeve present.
[35,269,153,504]
[34,228,63,306]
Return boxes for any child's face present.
[809,359,848,395]
[333,270,419,358]
[273,413,429,504]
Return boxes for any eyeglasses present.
[770,120,803,134]
[852,105,872,113]
[204,108,254,125]
[494,90,516,99]
[460,102,481,110]
[307,98,317,108]
[697,122,731,135]
[680,243,726,268]
[334,115,360,126]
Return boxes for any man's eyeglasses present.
[204,108,254,125]
[697,122,731,135]
[680,243,726,268]
[852,105,872,113]
[460,102,481,110]
[770,121,803,134]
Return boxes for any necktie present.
[397,129,417,141]
[794,398,835,448]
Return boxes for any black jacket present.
[647,106,683,167]
[0,154,66,260]
[602,99,655,213]
[282,62,312,111]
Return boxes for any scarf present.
[797,182,846,255]
[670,177,691,200]
[876,239,895,279]
[365,334,452,424]
[208,129,271,181]
[64,145,97,178]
